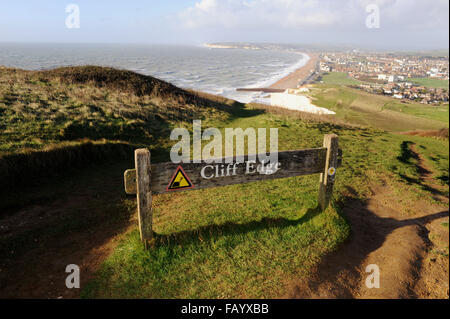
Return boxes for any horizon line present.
[0,41,448,53]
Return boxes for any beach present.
[266,53,335,115]
[269,53,319,90]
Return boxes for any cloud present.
[176,0,449,31]
[178,0,342,29]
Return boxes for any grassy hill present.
[310,84,449,132]
[0,66,231,154]
[0,66,448,298]
[0,66,237,190]
[407,77,449,89]
[319,72,363,86]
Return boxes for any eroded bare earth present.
[289,145,449,299]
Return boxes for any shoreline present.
[269,53,319,90]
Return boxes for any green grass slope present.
[82,106,448,298]
[1,66,448,299]
[320,72,362,85]
[408,77,449,89]
[0,66,231,154]
[311,84,449,132]
[0,66,237,189]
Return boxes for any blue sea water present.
[0,43,308,103]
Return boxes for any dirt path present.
[1,146,447,299]
[288,144,449,299]
[410,144,449,205]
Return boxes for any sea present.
[0,43,308,104]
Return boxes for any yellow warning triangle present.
[167,166,194,191]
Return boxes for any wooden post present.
[135,148,153,248]
[318,134,339,210]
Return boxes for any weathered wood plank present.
[124,148,343,195]
[150,148,327,194]
[135,149,153,246]
[318,134,339,210]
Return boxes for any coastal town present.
[231,46,449,113]
[215,42,449,106]
[319,52,449,104]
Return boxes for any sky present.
[0,0,448,50]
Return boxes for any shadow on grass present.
[153,206,322,247]
[395,141,448,196]
[397,141,416,164]
[229,104,266,119]
[437,175,449,185]
[399,174,448,197]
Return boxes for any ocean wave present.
[0,44,310,105]
[171,52,310,104]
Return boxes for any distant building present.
[388,75,399,83]
[428,68,439,77]
[319,62,332,72]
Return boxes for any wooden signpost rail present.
[124,134,341,247]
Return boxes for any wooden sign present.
[124,134,341,247]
